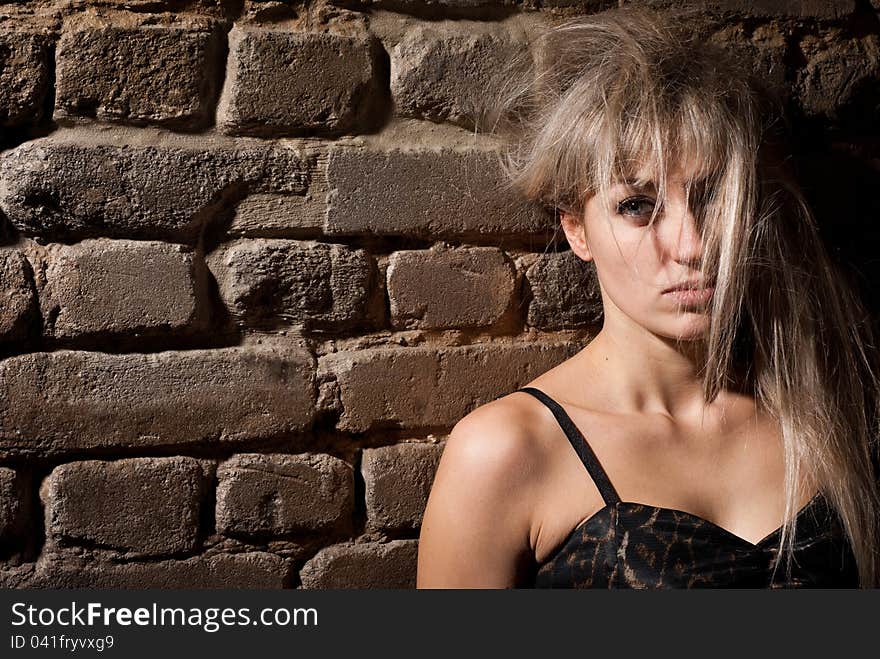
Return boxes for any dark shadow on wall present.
[0,121,58,154]
[782,4,880,325]
[0,209,13,247]
[797,144,880,322]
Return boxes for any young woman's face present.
[561,165,716,341]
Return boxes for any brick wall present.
[0,0,877,589]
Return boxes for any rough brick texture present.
[525,251,603,329]
[207,239,373,330]
[27,239,207,340]
[298,539,418,589]
[330,0,520,12]
[709,23,788,92]
[42,457,208,557]
[362,442,444,532]
[0,129,313,243]
[218,27,383,136]
[325,147,553,238]
[706,0,856,18]
[216,453,355,538]
[797,32,880,121]
[387,247,515,329]
[0,248,36,342]
[227,193,327,237]
[0,468,27,550]
[391,27,528,129]
[26,552,289,589]
[320,341,581,432]
[632,0,856,17]
[0,343,315,457]
[55,16,224,129]
[0,29,52,127]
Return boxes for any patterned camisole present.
[516,387,860,588]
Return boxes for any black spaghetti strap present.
[517,386,622,505]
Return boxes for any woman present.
[417,6,880,588]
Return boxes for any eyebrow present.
[617,176,708,190]
[616,178,657,190]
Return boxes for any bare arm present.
[416,404,539,588]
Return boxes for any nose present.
[661,199,704,266]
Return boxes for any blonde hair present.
[485,6,880,587]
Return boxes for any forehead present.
[611,160,714,190]
[608,136,721,186]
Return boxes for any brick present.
[0,128,313,242]
[217,453,354,538]
[796,32,880,121]
[709,23,788,93]
[705,0,856,18]
[0,343,315,458]
[362,442,444,532]
[0,467,27,548]
[29,551,289,588]
[29,239,206,340]
[298,539,418,589]
[325,147,552,238]
[43,457,207,557]
[525,251,602,329]
[391,28,528,129]
[207,239,372,330]
[539,0,617,8]
[629,0,856,18]
[226,157,328,237]
[228,193,326,237]
[55,16,224,129]
[330,0,519,12]
[319,341,580,432]
[0,29,52,127]
[387,247,515,329]
[218,27,382,136]
[365,0,514,4]
[78,0,231,9]
[0,563,35,588]
[0,247,36,342]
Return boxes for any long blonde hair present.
[485,6,880,587]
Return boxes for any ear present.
[559,209,593,262]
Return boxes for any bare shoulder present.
[416,393,551,588]
[428,394,550,527]
[444,394,549,480]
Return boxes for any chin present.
[658,314,711,341]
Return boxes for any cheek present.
[591,229,661,297]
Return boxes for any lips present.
[662,280,715,293]
[663,285,715,305]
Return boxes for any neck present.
[578,313,725,420]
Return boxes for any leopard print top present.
[516,387,860,588]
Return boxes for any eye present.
[616,196,656,220]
